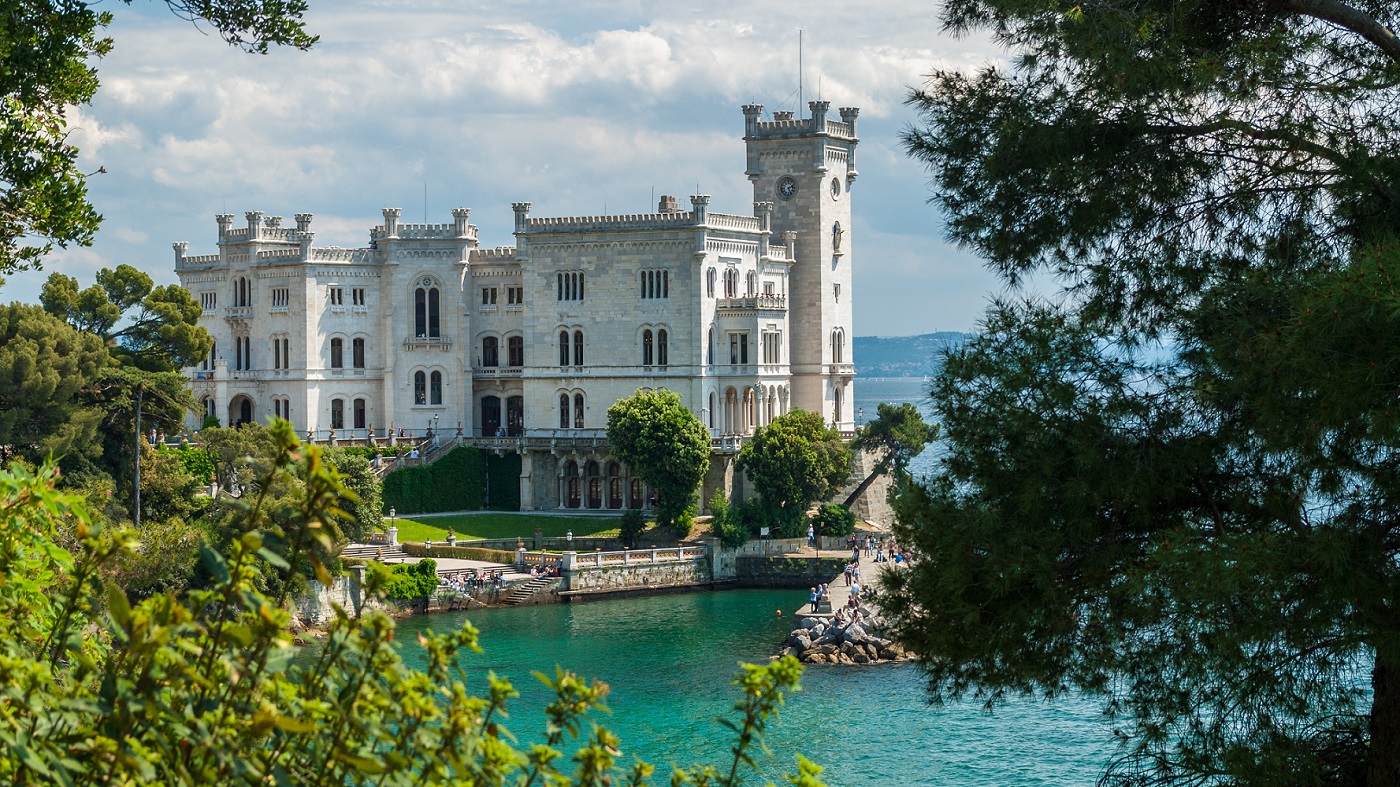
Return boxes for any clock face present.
[777,176,797,200]
[830,177,841,199]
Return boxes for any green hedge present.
[382,447,519,515]
[401,543,517,564]
[368,558,440,600]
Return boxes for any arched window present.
[607,462,623,509]
[508,335,524,367]
[414,281,441,338]
[507,395,524,435]
[709,392,716,428]
[707,268,716,297]
[565,461,581,508]
[724,269,738,298]
[353,398,367,429]
[573,330,584,366]
[330,398,344,430]
[414,371,427,405]
[746,272,756,297]
[559,394,570,428]
[272,335,281,369]
[482,336,499,367]
[657,329,668,367]
[642,329,653,366]
[330,337,343,368]
[707,328,714,365]
[430,371,443,405]
[831,329,845,364]
[559,330,570,367]
[586,461,602,508]
[574,393,584,428]
[203,397,215,418]
[629,478,644,509]
[353,338,365,368]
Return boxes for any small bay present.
[396,589,1120,786]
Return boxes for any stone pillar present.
[388,526,398,547]
[516,546,527,568]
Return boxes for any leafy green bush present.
[159,443,215,485]
[618,509,647,548]
[0,428,825,786]
[708,491,750,548]
[810,503,856,539]
[369,557,440,600]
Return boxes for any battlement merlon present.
[741,102,860,141]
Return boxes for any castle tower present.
[742,102,858,429]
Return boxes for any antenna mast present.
[798,29,804,118]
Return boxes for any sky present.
[6,0,1009,336]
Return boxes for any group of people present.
[439,569,506,601]
[807,583,831,612]
[528,561,563,578]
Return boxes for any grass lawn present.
[390,514,622,543]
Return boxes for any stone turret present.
[808,100,830,133]
[245,211,263,238]
[216,214,234,239]
[265,215,282,229]
[295,213,314,232]
[754,201,773,257]
[382,207,401,238]
[690,195,709,225]
[512,202,531,232]
[838,107,860,135]
[742,104,763,137]
[173,241,188,265]
[452,207,471,237]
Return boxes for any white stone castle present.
[175,103,858,510]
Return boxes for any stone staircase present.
[341,543,409,561]
[502,576,559,606]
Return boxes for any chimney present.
[658,195,679,213]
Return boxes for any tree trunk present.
[1370,650,1400,787]
[842,469,882,508]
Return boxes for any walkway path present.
[791,548,897,618]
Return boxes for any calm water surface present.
[389,376,1115,785]
[396,589,1119,786]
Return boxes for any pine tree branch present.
[1270,0,1400,65]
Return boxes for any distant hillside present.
[854,332,972,378]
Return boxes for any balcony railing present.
[403,336,453,351]
[224,306,251,319]
[716,294,787,312]
[474,367,523,378]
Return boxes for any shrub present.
[708,491,750,549]
[618,509,647,548]
[811,503,856,539]
[401,543,517,564]
[372,557,440,600]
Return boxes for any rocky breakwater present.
[776,607,912,666]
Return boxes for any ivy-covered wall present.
[381,447,520,514]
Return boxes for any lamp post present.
[858,407,864,427]
[388,507,397,548]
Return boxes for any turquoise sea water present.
[396,590,1120,786]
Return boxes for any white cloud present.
[5,0,1014,334]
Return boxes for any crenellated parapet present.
[471,246,518,263]
[741,102,859,141]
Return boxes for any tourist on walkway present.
[851,579,862,600]
[843,564,853,586]
[807,523,815,545]
[809,587,819,613]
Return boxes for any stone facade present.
[174,104,859,510]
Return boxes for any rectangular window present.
[353,398,366,429]
[330,338,343,369]
[507,286,523,305]
[481,287,498,305]
[330,399,344,430]
[270,287,289,308]
[508,336,524,367]
[353,338,365,368]
[328,287,343,306]
[730,333,748,365]
[352,288,365,306]
[200,292,217,311]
